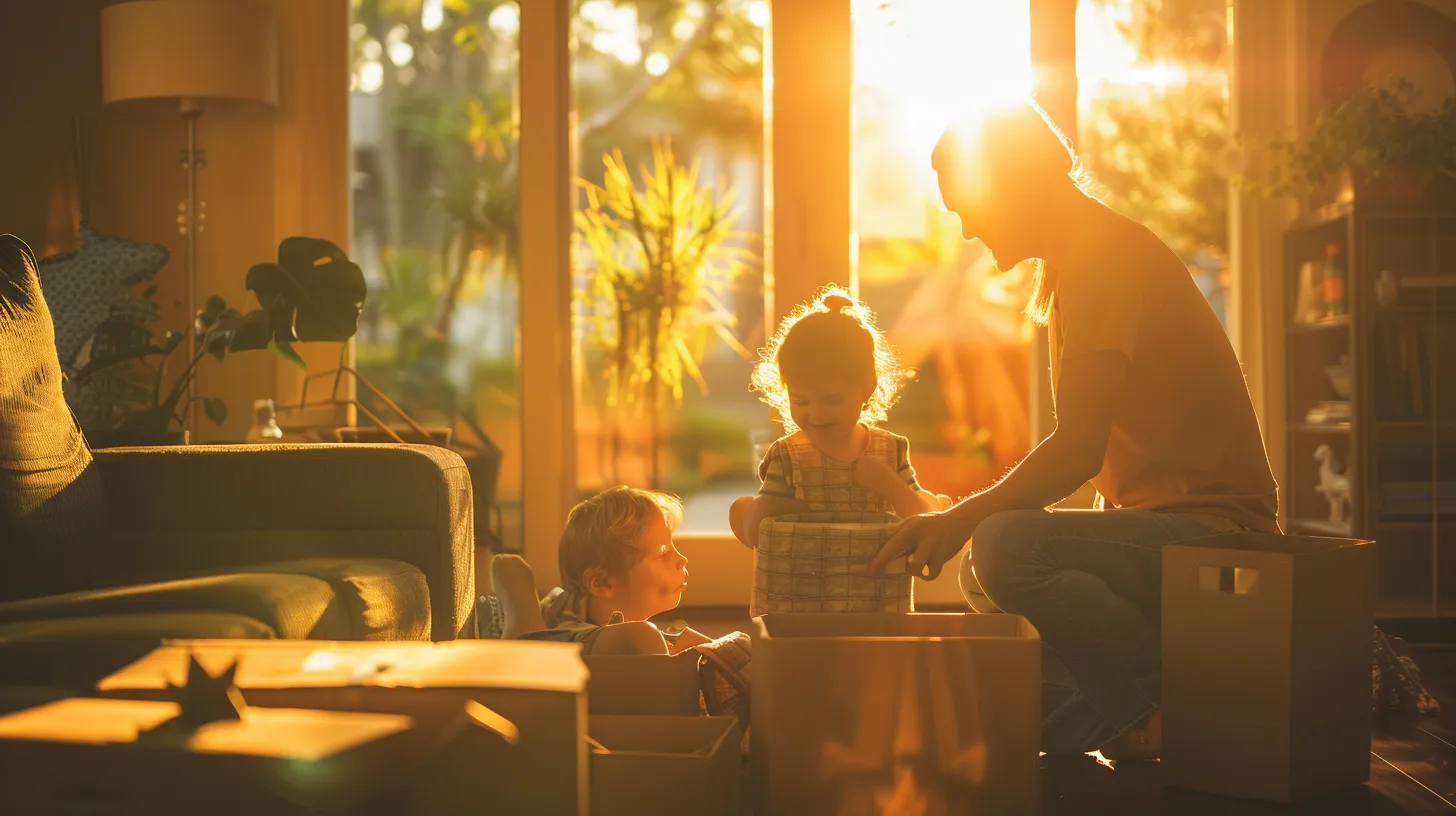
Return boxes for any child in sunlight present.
[489,486,751,718]
[729,287,950,547]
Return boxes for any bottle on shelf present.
[246,398,285,443]
[1323,242,1348,317]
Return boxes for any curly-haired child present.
[729,287,949,546]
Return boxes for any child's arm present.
[731,437,811,547]
[731,494,812,547]
[854,457,937,517]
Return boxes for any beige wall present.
[0,0,348,443]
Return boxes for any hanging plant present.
[574,140,756,487]
[1239,82,1456,198]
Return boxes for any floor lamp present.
[101,0,279,432]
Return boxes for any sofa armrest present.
[92,444,474,640]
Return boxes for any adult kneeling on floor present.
[868,100,1280,762]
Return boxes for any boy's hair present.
[559,485,684,593]
[931,99,1096,327]
[749,285,913,434]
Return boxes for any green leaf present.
[245,237,367,344]
[442,0,470,12]
[453,21,481,51]
[203,398,228,426]
[268,339,307,370]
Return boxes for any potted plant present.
[574,140,755,488]
[1241,82,1456,202]
[70,237,366,446]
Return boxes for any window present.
[349,0,523,552]
[853,0,1037,497]
[1076,0,1234,331]
[570,0,768,534]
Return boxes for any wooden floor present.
[678,608,1456,815]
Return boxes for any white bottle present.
[246,398,284,443]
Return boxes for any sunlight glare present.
[420,0,443,34]
[854,0,1034,170]
[745,0,770,29]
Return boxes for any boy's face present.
[786,373,873,450]
[604,513,690,620]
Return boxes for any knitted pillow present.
[0,234,106,601]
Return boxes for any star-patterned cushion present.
[36,222,169,369]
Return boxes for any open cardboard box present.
[98,639,589,815]
[0,697,431,814]
[584,652,702,716]
[753,612,1040,815]
[589,715,742,816]
[1162,532,1376,803]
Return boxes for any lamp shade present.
[101,1,279,106]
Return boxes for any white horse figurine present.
[1313,444,1351,526]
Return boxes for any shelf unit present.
[1284,199,1456,619]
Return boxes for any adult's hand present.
[868,508,978,580]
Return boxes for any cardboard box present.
[99,639,589,815]
[585,652,702,715]
[589,715,742,816]
[0,697,426,814]
[1162,532,1375,803]
[752,613,1040,815]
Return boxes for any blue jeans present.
[960,508,1237,754]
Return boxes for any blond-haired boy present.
[493,485,711,655]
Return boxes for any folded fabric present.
[694,631,751,720]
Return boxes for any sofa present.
[0,236,474,690]
[0,443,476,687]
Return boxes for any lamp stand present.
[178,97,207,433]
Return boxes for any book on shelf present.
[1375,324,1431,418]
[1304,401,1352,425]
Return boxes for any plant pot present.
[85,429,189,449]
[1353,166,1428,200]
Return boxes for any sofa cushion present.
[0,572,348,640]
[0,612,275,689]
[0,235,107,603]
[240,558,432,641]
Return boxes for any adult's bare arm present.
[869,348,1129,578]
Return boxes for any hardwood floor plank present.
[1374,716,1456,804]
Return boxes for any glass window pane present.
[571,0,767,534]
[853,0,1036,498]
[1076,0,1233,332]
[349,0,523,553]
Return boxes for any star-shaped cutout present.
[36,222,169,369]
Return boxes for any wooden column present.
[1229,0,1302,505]
[764,0,855,327]
[1028,0,1078,445]
[270,0,352,424]
[518,0,576,591]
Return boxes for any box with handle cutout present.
[1161,532,1375,803]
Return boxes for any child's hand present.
[853,456,902,494]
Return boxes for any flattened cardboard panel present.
[1162,534,1375,803]
[589,715,741,816]
[1289,541,1375,799]
[1163,546,1297,801]
[756,611,1027,640]
[98,640,590,816]
[753,613,1039,815]
[585,653,702,716]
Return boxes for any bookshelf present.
[1284,199,1456,619]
